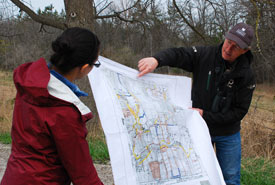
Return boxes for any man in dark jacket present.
[137,23,255,185]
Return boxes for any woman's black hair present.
[50,27,100,73]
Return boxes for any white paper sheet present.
[88,56,225,185]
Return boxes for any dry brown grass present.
[0,70,16,133]
[241,84,275,159]
[0,70,274,159]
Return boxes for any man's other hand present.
[191,108,203,116]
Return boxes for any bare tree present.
[6,0,154,131]
[9,0,146,30]
[172,0,206,42]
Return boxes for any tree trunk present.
[64,0,94,30]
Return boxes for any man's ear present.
[241,48,249,54]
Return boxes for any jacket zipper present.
[206,71,211,90]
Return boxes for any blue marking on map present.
[139,112,145,118]
[155,125,159,136]
[171,168,181,179]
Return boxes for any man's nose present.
[226,44,234,52]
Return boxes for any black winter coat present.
[154,43,255,136]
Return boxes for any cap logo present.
[236,28,246,37]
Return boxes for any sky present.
[27,0,65,13]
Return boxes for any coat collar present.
[47,73,91,116]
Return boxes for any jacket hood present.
[244,50,253,65]
[14,58,52,105]
[13,58,91,116]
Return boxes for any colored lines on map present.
[103,69,206,184]
[145,85,168,101]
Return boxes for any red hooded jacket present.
[1,59,103,185]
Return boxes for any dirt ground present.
[0,143,114,185]
[0,143,10,181]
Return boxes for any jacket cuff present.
[153,55,164,68]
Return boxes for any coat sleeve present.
[153,46,202,72]
[203,74,255,126]
[49,106,104,185]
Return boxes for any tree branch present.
[115,0,142,15]
[173,0,206,42]
[95,0,142,19]
[205,0,220,19]
[10,0,67,30]
[96,1,113,16]
[94,0,146,33]
[96,12,146,34]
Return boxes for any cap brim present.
[225,32,248,49]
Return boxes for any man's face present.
[222,39,248,62]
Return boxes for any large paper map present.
[88,56,225,185]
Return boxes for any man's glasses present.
[92,60,101,68]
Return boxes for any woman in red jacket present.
[1,27,104,185]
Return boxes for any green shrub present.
[241,157,275,185]
[88,138,110,163]
[0,132,12,144]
